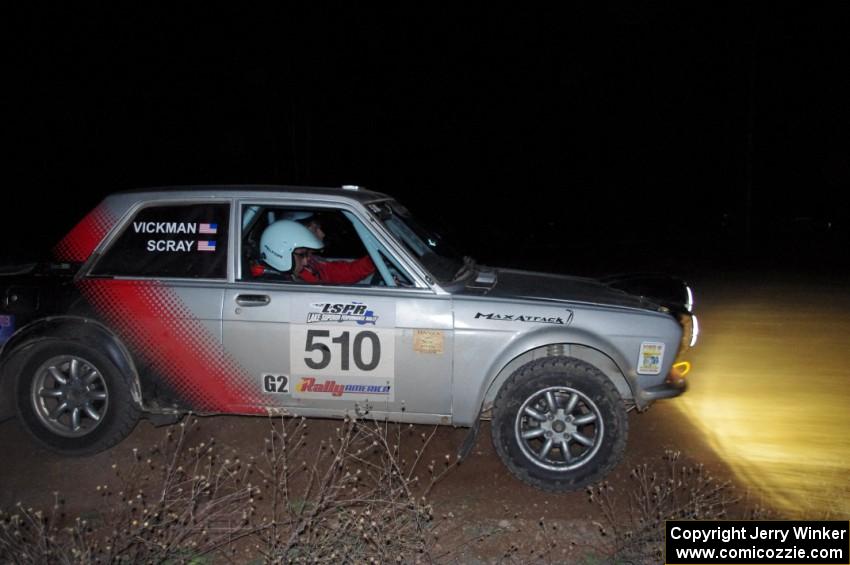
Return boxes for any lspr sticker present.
[637,342,665,375]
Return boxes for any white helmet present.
[260,220,324,271]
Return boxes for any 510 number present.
[304,329,381,371]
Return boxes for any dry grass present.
[3,430,781,564]
[0,414,458,564]
[587,449,740,564]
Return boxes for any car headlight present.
[685,285,694,313]
[689,314,699,347]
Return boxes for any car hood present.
[460,267,659,311]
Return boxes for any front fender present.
[454,325,633,427]
[0,316,143,409]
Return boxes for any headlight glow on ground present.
[673,282,850,518]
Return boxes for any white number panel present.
[290,325,395,401]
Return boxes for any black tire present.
[491,356,628,491]
[15,340,141,455]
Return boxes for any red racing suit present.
[298,255,375,284]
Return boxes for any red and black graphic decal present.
[78,279,265,414]
[53,203,116,262]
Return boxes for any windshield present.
[369,200,465,283]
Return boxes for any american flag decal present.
[199,223,218,234]
[198,240,216,252]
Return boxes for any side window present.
[91,203,230,279]
[240,205,413,287]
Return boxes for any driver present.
[255,220,375,284]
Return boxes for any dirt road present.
[673,272,850,518]
[2,272,848,559]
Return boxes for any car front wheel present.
[491,356,628,491]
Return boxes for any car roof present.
[115,184,392,205]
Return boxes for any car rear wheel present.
[491,356,628,491]
[16,340,140,455]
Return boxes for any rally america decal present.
[134,222,219,254]
[293,377,393,401]
[474,310,574,325]
[307,302,378,325]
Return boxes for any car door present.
[221,199,453,421]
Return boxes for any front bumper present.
[638,377,687,403]
[635,361,690,406]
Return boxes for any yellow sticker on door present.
[413,329,444,354]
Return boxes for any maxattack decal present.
[474,311,574,325]
[307,302,378,325]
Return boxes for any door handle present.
[235,294,271,307]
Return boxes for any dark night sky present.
[5,3,850,274]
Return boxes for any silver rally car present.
[0,185,698,491]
